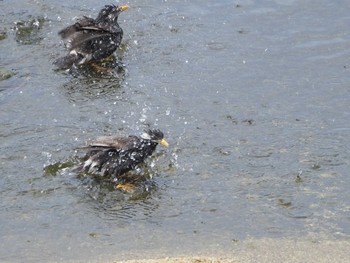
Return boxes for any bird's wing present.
[59,18,113,52]
[68,30,113,52]
[58,16,96,39]
[82,147,120,174]
[88,135,139,149]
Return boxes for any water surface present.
[1,0,349,262]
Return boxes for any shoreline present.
[113,236,350,263]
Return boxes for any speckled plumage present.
[80,129,168,178]
[54,5,128,69]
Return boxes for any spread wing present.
[58,15,123,61]
[59,16,113,51]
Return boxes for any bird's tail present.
[53,53,83,69]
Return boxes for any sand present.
[113,236,350,263]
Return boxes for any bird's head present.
[96,4,129,22]
[141,129,169,147]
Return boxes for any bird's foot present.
[88,62,112,73]
[115,182,137,193]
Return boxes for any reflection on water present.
[61,71,124,103]
[58,51,127,103]
[83,181,160,221]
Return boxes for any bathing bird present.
[54,4,128,69]
[80,129,169,179]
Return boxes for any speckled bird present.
[54,4,128,69]
[80,129,169,178]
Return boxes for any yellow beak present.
[119,5,129,11]
[159,138,169,147]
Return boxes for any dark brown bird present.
[54,4,129,69]
[80,129,169,178]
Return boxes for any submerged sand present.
[114,236,350,263]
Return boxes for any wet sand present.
[114,236,350,263]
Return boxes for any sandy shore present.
[114,236,350,263]
[115,258,237,263]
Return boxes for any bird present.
[54,4,129,69]
[79,129,169,179]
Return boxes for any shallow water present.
[1,0,350,262]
